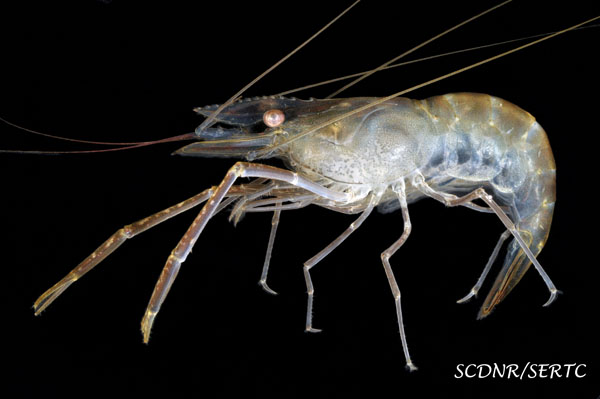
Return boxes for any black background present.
[2,0,599,397]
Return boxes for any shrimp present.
[36,91,561,371]
[5,0,598,376]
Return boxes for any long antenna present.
[0,116,163,146]
[196,0,361,132]
[253,15,600,159]
[274,25,598,97]
[0,132,197,155]
[1,0,362,155]
[326,0,512,98]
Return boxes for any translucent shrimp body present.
[280,93,556,318]
[176,93,557,369]
[30,0,593,371]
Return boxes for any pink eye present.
[263,109,285,127]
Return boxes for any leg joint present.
[231,162,247,176]
[121,225,135,238]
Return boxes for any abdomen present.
[421,93,556,316]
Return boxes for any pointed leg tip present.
[543,289,562,307]
[305,327,322,333]
[33,296,51,316]
[476,307,492,320]
[259,281,278,295]
[405,362,418,372]
[32,277,76,316]
[141,330,151,344]
[141,311,157,344]
[456,290,477,304]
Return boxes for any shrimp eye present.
[263,109,285,128]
